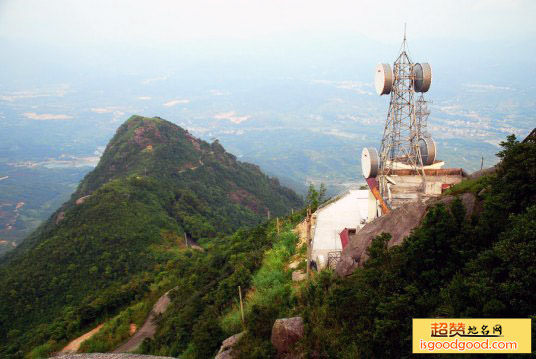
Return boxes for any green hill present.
[0,115,303,358]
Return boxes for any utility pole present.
[184,233,188,248]
[306,207,312,278]
[238,286,245,326]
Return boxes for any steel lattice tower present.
[415,93,431,139]
[364,28,436,215]
[377,33,430,197]
[379,34,422,172]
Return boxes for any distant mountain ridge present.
[0,115,302,358]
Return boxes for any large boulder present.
[215,332,244,359]
[336,200,428,277]
[336,193,478,277]
[271,317,304,355]
[436,192,479,220]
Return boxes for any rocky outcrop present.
[468,166,497,180]
[271,317,304,357]
[215,332,244,359]
[55,211,65,224]
[288,260,300,270]
[436,192,479,220]
[336,200,428,277]
[76,195,92,205]
[291,270,307,282]
[336,193,478,277]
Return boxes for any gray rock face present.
[215,332,244,359]
[436,193,478,220]
[271,317,304,355]
[336,200,428,277]
[336,193,478,277]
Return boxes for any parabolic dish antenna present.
[375,64,393,95]
[413,63,432,93]
[361,147,379,178]
[418,137,437,166]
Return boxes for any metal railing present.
[327,251,342,270]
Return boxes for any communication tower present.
[362,29,437,214]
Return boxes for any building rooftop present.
[311,190,368,268]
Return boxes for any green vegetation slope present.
[222,134,536,358]
[0,115,302,358]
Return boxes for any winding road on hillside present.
[112,291,172,353]
[61,324,104,353]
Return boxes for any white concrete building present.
[311,189,369,269]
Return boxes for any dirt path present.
[61,324,104,352]
[112,292,171,353]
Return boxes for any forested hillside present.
[1,118,533,359]
[0,115,302,358]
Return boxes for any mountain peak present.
[67,115,301,222]
[0,115,303,358]
[76,115,214,195]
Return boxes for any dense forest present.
[0,115,303,358]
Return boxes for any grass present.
[28,341,56,359]
[79,273,174,354]
[444,175,493,196]
[220,224,299,336]
[78,300,152,353]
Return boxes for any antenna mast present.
[364,27,435,213]
[379,30,422,178]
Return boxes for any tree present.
[306,183,327,211]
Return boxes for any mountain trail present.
[61,324,104,353]
[112,291,172,353]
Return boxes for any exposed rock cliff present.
[336,193,478,277]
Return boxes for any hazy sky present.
[1,0,535,46]
[0,0,533,177]
[0,0,535,89]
